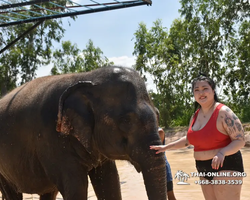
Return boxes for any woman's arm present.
[150,114,194,154]
[219,106,245,156]
[212,106,245,169]
[150,136,190,154]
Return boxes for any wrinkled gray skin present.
[0,66,167,200]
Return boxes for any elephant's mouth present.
[108,154,129,160]
[130,160,142,173]
[106,154,142,172]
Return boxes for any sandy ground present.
[1,147,249,200]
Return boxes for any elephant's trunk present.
[141,154,167,200]
[131,144,167,200]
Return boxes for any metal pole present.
[0,20,44,54]
[0,0,57,10]
[0,1,147,27]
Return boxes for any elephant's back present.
[0,66,143,110]
[0,73,87,111]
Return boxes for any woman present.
[150,74,245,200]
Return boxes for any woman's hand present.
[150,136,189,153]
[211,151,225,169]
[150,145,167,154]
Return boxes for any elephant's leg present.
[56,168,89,200]
[88,160,122,200]
[60,180,88,200]
[40,190,58,200]
[0,187,22,200]
[0,174,22,200]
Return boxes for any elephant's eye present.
[118,112,138,133]
[122,115,131,123]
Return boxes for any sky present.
[37,0,182,89]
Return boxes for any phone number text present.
[194,179,243,185]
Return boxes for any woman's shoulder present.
[218,104,235,116]
[217,103,240,126]
[158,127,164,131]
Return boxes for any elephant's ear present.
[56,81,95,154]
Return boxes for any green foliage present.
[0,1,68,96]
[51,39,114,75]
[133,20,190,127]
[0,20,64,96]
[133,0,250,126]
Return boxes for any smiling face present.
[193,80,215,105]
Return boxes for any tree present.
[133,20,191,127]
[82,39,114,71]
[179,0,250,120]
[51,39,114,75]
[0,1,69,96]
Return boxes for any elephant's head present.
[56,66,167,200]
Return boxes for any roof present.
[0,0,152,27]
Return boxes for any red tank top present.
[187,103,231,152]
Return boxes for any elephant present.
[0,66,167,200]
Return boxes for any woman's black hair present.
[192,72,220,111]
